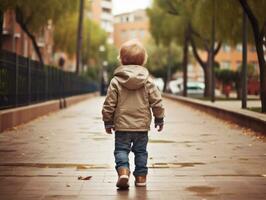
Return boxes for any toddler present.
[102,39,164,189]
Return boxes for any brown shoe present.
[116,168,130,189]
[135,175,146,187]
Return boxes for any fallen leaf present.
[78,176,92,180]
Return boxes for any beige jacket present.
[102,65,164,131]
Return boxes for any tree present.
[189,26,222,97]
[147,0,189,95]
[184,0,224,98]
[239,0,266,112]
[54,13,107,69]
[0,0,17,49]
[76,0,84,74]
[145,38,182,91]
[148,0,222,97]
[0,0,78,65]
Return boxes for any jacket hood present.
[114,65,149,90]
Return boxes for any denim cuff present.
[154,117,164,126]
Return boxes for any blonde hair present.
[118,39,148,66]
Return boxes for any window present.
[222,44,231,52]
[139,29,145,38]
[236,43,242,52]
[236,61,242,68]
[102,8,111,13]
[130,30,137,39]
[134,15,143,22]
[220,61,231,69]
[121,30,127,40]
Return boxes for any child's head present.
[118,39,148,66]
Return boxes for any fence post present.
[28,58,31,105]
[15,54,18,107]
[45,66,48,100]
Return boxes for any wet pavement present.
[0,96,265,200]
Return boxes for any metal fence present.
[0,50,98,110]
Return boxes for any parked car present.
[187,82,205,95]
[153,78,165,91]
[168,79,205,96]
[168,79,183,94]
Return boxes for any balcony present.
[101,0,112,9]
[101,12,113,22]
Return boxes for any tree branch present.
[214,41,222,56]
[15,6,44,66]
[25,13,34,26]
[239,0,260,42]
[260,20,266,44]
[190,27,210,51]
[190,36,206,69]
[0,8,3,49]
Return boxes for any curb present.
[163,93,266,135]
[0,92,98,133]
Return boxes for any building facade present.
[2,10,54,64]
[193,43,260,81]
[113,9,150,49]
[90,0,113,44]
[215,44,259,72]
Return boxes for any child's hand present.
[105,127,115,134]
[155,124,163,132]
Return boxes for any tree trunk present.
[203,67,209,97]
[239,0,266,112]
[15,7,44,66]
[18,21,44,66]
[76,0,84,75]
[205,54,212,97]
[182,26,189,97]
[256,37,266,112]
[0,9,4,50]
[260,67,266,112]
[190,35,211,97]
[163,73,168,92]
[166,46,172,92]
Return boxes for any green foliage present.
[147,5,180,45]
[149,0,266,48]
[193,0,255,45]
[54,13,107,65]
[215,68,239,84]
[145,39,182,78]
[0,0,78,32]
[147,0,197,46]
[105,45,119,75]
[82,66,99,81]
[237,63,257,77]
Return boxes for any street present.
[0,97,265,200]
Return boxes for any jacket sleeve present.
[102,79,118,126]
[146,78,165,123]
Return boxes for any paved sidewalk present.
[0,97,265,200]
[211,100,265,119]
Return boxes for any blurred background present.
[0,0,265,113]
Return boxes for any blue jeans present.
[114,131,148,176]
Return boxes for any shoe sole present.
[135,182,146,187]
[116,176,129,189]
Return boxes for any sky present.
[112,0,152,15]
